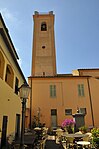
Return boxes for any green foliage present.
[91,128,99,148]
[32,115,45,128]
[32,115,38,128]
[79,126,88,133]
[91,128,99,137]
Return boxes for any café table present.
[62,133,89,141]
[34,127,42,131]
[62,133,89,139]
[77,141,90,149]
[62,133,89,148]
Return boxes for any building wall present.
[0,78,21,135]
[28,76,99,128]
[29,12,99,129]
[0,14,26,136]
[88,77,99,127]
[79,70,99,77]
[0,46,24,136]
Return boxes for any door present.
[51,109,57,128]
[15,114,20,140]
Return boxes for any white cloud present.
[0,8,16,22]
[0,8,23,31]
[1,8,24,72]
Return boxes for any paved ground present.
[44,140,64,149]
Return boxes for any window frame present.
[51,109,57,115]
[79,108,87,115]
[41,22,47,31]
[78,84,85,97]
[15,77,19,95]
[0,51,5,79]
[5,64,14,88]
[65,109,72,115]
[50,85,56,98]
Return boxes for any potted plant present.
[61,119,75,133]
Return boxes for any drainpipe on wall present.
[87,77,94,127]
[61,82,64,106]
[29,77,32,129]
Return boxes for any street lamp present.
[19,82,31,149]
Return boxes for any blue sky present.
[0,0,99,78]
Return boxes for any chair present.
[56,128,64,137]
[61,136,67,149]
[55,128,64,145]
[76,141,91,149]
[83,132,92,141]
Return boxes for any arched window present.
[41,22,47,31]
[5,64,14,88]
[0,51,5,79]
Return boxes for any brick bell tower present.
[31,11,56,76]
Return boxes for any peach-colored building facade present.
[28,11,99,128]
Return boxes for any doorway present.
[51,109,57,128]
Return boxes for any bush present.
[79,126,88,133]
[91,128,99,148]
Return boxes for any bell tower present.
[31,11,56,76]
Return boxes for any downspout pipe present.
[87,77,94,127]
[29,77,32,129]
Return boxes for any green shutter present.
[78,84,85,97]
[50,85,52,97]
[50,85,56,98]
[81,84,84,96]
[78,84,81,96]
[54,85,56,97]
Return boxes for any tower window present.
[41,22,47,31]
[42,46,45,49]
[43,72,45,76]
